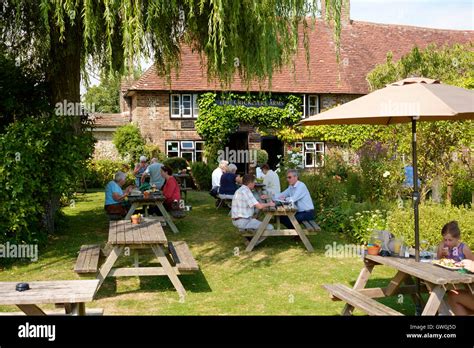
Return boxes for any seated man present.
[141,158,164,189]
[278,169,315,228]
[104,171,133,217]
[210,160,228,198]
[219,163,240,196]
[231,174,275,241]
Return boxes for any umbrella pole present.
[412,118,423,315]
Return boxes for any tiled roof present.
[92,113,129,128]
[128,20,473,95]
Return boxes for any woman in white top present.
[261,164,281,197]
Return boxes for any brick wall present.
[130,91,202,153]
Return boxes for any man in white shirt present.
[210,160,228,198]
[261,164,281,197]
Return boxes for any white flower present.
[383,171,390,178]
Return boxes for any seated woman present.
[160,165,181,210]
[104,171,133,217]
[219,163,239,196]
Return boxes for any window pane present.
[305,142,315,150]
[305,152,314,167]
[195,152,203,162]
[182,95,191,117]
[181,151,194,162]
[315,142,324,152]
[308,95,319,116]
[167,141,179,152]
[193,94,199,118]
[181,141,194,150]
[168,152,179,158]
[171,95,180,117]
[195,141,204,151]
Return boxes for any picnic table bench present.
[324,255,474,316]
[240,206,319,252]
[92,219,198,298]
[0,279,100,316]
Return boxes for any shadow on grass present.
[95,269,212,300]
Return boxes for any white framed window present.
[182,94,192,118]
[308,95,319,116]
[167,141,179,157]
[171,94,181,118]
[195,141,204,162]
[166,140,205,162]
[170,93,200,118]
[192,94,199,118]
[301,95,306,119]
[294,141,325,168]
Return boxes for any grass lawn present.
[0,190,419,315]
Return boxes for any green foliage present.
[386,204,474,248]
[358,141,404,202]
[112,123,146,164]
[447,159,473,208]
[190,162,213,191]
[347,210,387,244]
[256,149,269,166]
[163,157,189,173]
[1,1,341,87]
[0,115,95,244]
[83,73,121,113]
[85,160,134,188]
[143,143,166,163]
[196,93,303,158]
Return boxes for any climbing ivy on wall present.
[195,93,303,157]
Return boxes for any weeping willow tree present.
[0,0,343,234]
[1,0,343,109]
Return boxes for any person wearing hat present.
[133,155,148,187]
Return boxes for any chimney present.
[319,0,351,26]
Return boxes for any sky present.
[81,0,473,93]
[351,0,474,30]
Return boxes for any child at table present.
[436,221,473,261]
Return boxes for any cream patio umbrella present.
[300,77,474,262]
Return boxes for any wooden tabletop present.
[262,206,297,215]
[366,255,474,285]
[109,219,167,245]
[0,280,99,305]
[127,193,164,203]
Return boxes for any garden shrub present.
[113,123,145,164]
[386,204,474,248]
[256,149,269,166]
[0,115,94,246]
[85,159,134,188]
[190,162,213,191]
[143,143,166,163]
[163,157,189,173]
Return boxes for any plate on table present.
[432,258,463,270]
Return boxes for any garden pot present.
[143,191,150,199]
[367,245,381,255]
[131,216,141,224]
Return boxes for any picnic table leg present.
[245,213,272,252]
[422,283,446,316]
[156,202,179,234]
[403,276,425,309]
[342,261,375,315]
[288,213,314,252]
[384,271,409,296]
[97,246,124,288]
[70,302,86,316]
[125,203,138,220]
[16,304,46,316]
[151,244,186,298]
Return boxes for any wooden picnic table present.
[97,219,198,298]
[244,206,315,252]
[126,192,179,234]
[0,279,99,316]
[173,173,191,203]
[326,255,474,316]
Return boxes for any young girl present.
[436,221,473,261]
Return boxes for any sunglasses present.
[287,176,294,179]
